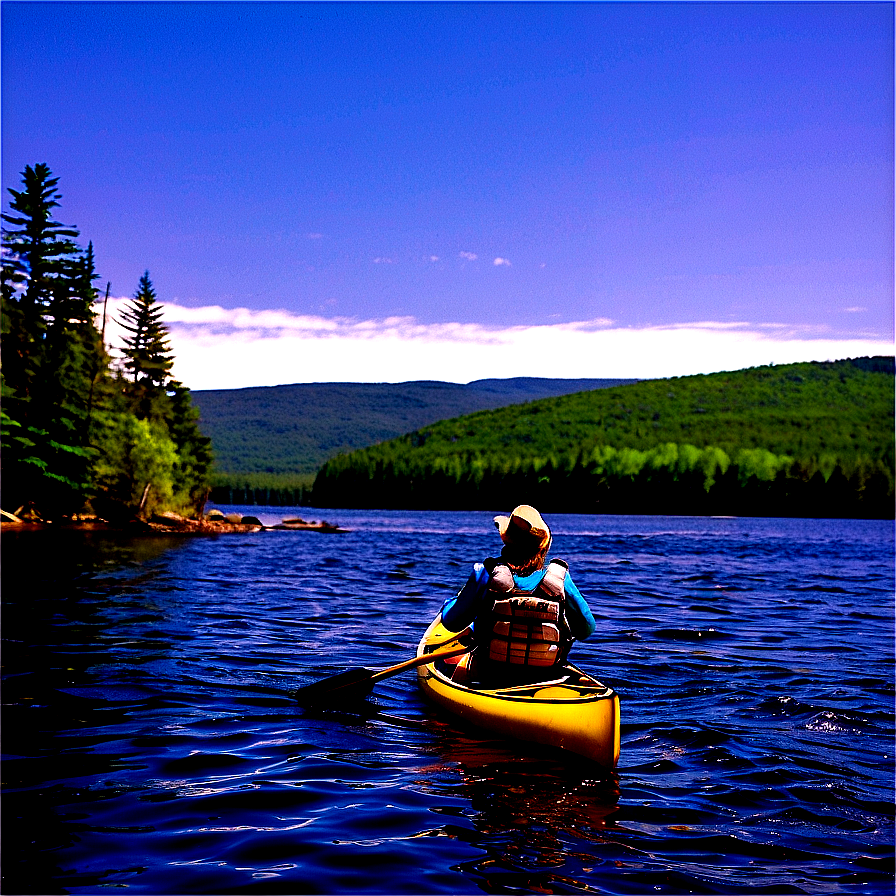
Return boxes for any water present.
[2,509,893,894]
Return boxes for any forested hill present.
[192,377,635,477]
[312,358,895,519]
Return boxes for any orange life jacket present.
[481,560,573,670]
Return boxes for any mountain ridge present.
[311,357,895,517]
[192,377,637,477]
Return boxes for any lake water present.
[2,509,893,894]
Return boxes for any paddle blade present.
[293,667,376,706]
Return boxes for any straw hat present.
[493,505,552,558]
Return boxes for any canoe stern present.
[417,616,620,768]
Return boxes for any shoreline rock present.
[0,509,348,535]
[268,520,348,533]
[0,514,264,536]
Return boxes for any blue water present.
[2,510,893,894]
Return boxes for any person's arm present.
[563,572,596,640]
[440,563,489,632]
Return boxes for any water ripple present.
[2,512,893,894]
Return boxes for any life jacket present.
[480,559,573,670]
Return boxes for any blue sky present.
[2,1,893,390]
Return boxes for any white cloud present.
[493,257,511,266]
[97,298,894,391]
[459,251,478,261]
[373,256,395,264]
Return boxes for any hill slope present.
[192,377,635,476]
[312,358,895,518]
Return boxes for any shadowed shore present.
[0,509,349,535]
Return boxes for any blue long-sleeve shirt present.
[440,562,596,640]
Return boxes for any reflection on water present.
[1,511,894,894]
[435,742,622,892]
[451,746,620,835]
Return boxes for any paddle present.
[294,637,473,706]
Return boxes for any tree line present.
[311,359,894,519]
[207,471,314,507]
[312,439,892,518]
[190,378,634,482]
[1,163,212,521]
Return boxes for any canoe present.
[416,615,620,768]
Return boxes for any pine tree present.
[2,163,212,520]
[119,272,174,392]
[2,164,81,408]
[166,379,214,513]
[115,272,212,516]
[1,164,102,515]
[118,271,175,426]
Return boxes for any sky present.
[2,1,893,391]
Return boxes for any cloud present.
[493,257,511,266]
[373,256,395,264]
[459,251,478,261]
[96,298,895,392]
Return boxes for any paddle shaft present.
[367,639,472,684]
[293,628,474,705]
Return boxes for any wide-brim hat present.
[493,504,551,557]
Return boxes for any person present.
[439,505,596,684]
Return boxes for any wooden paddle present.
[294,637,473,706]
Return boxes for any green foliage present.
[734,447,792,484]
[208,471,315,507]
[1,163,212,520]
[1,163,102,512]
[1,163,82,322]
[166,380,214,511]
[90,270,212,518]
[190,377,635,476]
[311,359,895,519]
[92,411,178,518]
[119,271,175,395]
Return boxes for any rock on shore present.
[1,509,347,534]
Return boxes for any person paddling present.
[440,505,596,684]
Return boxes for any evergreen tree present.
[2,164,80,410]
[112,272,212,516]
[166,379,214,513]
[0,160,219,521]
[1,163,102,514]
[119,272,174,392]
[1,163,212,520]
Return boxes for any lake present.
[2,509,893,894]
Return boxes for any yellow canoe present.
[416,615,620,768]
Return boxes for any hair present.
[501,539,550,576]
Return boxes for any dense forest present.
[193,377,635,504]
[311,358,895,519]
[1,163,212,522]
